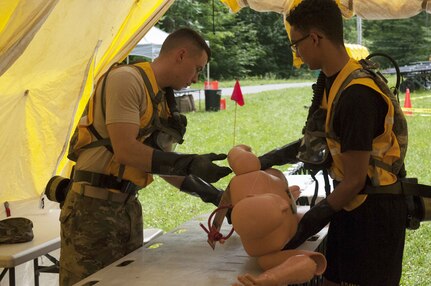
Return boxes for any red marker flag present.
[231,80,244,106]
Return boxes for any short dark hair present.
[160,27,211,61]
[286,0,344,45]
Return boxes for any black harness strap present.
[132,65,164,139]
[133,65,184,144]
[362,180,431,198]
[309,171,319,208]
[309,169,332,207]
[73,170,140,194]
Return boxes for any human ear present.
[176,48,186,63]
[310,33,322,46]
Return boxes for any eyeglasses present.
[289,34,310,54]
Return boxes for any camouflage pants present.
[59,185,143,286]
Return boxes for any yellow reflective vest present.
[323,58,407,210]
[68,62,171,188]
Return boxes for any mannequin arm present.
[258,250,326,275]
[233,251,324,286]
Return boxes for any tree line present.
[157,0,431,80]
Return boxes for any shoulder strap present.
[101,62,123,120]
[327,68,367,139]
[132,65,163,138]
[132,65,184,143]
[132,64,163,104]
[76,63,125,154]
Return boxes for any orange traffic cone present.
[220,98,226,110]
[403,88,412,116]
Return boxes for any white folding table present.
[286,173,333,205]
[74,210,328,286]
[0,209,61,286]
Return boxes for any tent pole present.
[205,40,210,82]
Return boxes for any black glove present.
[151,150,232,183]
[258,139,302,170]
[165,86,187,138]
[168,112,187,139]
[180,175,223,206]
[283,198,336,250]
[226,208,233,224]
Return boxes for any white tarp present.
[221,0,431,19]
[130,26,169,60]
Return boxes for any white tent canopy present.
[130,26,169,61]
[221,0,431,19]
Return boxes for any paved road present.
[220,82,313,96]
[179,82,314,111]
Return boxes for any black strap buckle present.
[74,170,139,194]
[120,181,139,195]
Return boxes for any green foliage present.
[343,16,358,44]
[158,1,291,80]
[205,23,265,80]
[235,10,293,79]
[157,2,431,80]
[362,12,431,66]
[158,0,205,31]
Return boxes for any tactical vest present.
[68,62,171,187]
[324,58,408,210]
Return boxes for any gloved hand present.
[152,150,232,183]
[283,198,336,250]
[180,175,223,206]
[188,153,232,182]
[258,139,302,170]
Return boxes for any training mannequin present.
[227,145,326,286]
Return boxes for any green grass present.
[399,89,431,286]
[139,84,431,285]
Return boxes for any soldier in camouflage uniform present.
[60,27,231,285]
[60,184,143,284]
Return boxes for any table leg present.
[34,258,39,286]
[9,267,15,286]
[0,268,16,286]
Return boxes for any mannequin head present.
[227,144,261,175]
